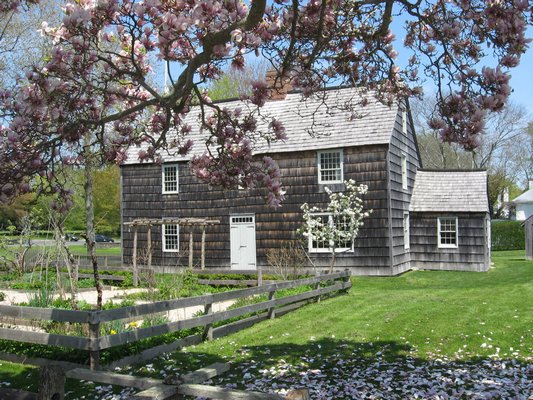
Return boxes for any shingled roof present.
[409,170,489,213]
[123,87,399,165]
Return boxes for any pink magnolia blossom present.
[0,0,530,206]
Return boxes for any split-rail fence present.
[0,271,351,370]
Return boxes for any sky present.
[150,8,533,119]
[507,30,533,116]
[391,21,533,117]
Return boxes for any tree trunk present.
[53,221,79,310]
[84,145,103,310]
[330,245,336,273]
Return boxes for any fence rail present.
[0,271,351,369]
[18,251,289,287]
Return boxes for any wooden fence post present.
[74,257,79,282]
[147,224,152,271]
[200,226,206,270]
[189,231,194,269]
[342,269,350,293]
[89,313,101,371]
[202,302,213,341]
[314,271,321,303]
[257,265,263,287]
[132,226,138,287]
[267,289,276,320]
[38,365,65,400]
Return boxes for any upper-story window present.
[401,153,408,190]
[438,217,458,248]
[318,149,343,184]
[162,164,179,194]
[402,108,408,134]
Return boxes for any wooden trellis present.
[124,218,220,285]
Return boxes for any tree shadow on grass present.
[0,362,39,394]
[148,338,532,399]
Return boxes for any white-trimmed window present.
[162,164,179,194]
[401,153,408,190]
[402,108,408,134]
[318,149,343,183]
[308,213,354,253]
[486,217,491,250]
[438,217,458,248]
[162,223,179,252]
[403,212,410,250]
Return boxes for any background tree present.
[412,96,474,169]
[0,0,64,90]
[413,95,532,217]
[0,192,33,229]
[92,165,121,236]
[207,61,268,101]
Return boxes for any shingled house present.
[120,85,490,275]
[409,170,490,271]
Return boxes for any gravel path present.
[0,287,235,324]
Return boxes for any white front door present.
[230,215,257,270]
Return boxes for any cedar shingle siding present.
[122,145,393,274]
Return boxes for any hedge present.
[491,221,525,251]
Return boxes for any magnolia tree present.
[300,180,372,270]
[0,0,531,305]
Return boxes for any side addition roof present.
[409,170,489,213]
[123,87,399,165]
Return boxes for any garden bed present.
[0,272,350,368]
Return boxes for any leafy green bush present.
[26,285,55,308]
[491,221,525,251]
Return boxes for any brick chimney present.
[265,69,292,100]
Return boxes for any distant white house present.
[512,181,533,221]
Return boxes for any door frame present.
[230,214,257,270]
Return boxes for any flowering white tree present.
[300,180,372,271]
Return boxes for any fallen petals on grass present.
[206,352,532,400]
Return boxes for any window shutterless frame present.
[437,217,458,248]
[401,153,408,191]
[162,164,179,194]
[317,149,343,184]
[308,212,354,253]
[402,108,408,134]
[403,212,410,250]
[162,223,180,252]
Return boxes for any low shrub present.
[491,221,525,251]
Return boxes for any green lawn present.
[147,250,530,363]
[67,244,121,256]
[0,250,531,398]
[0,243,121,260]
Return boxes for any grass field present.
[0,243,121,259]
[0,250,531,398]
[67,244,121,256]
